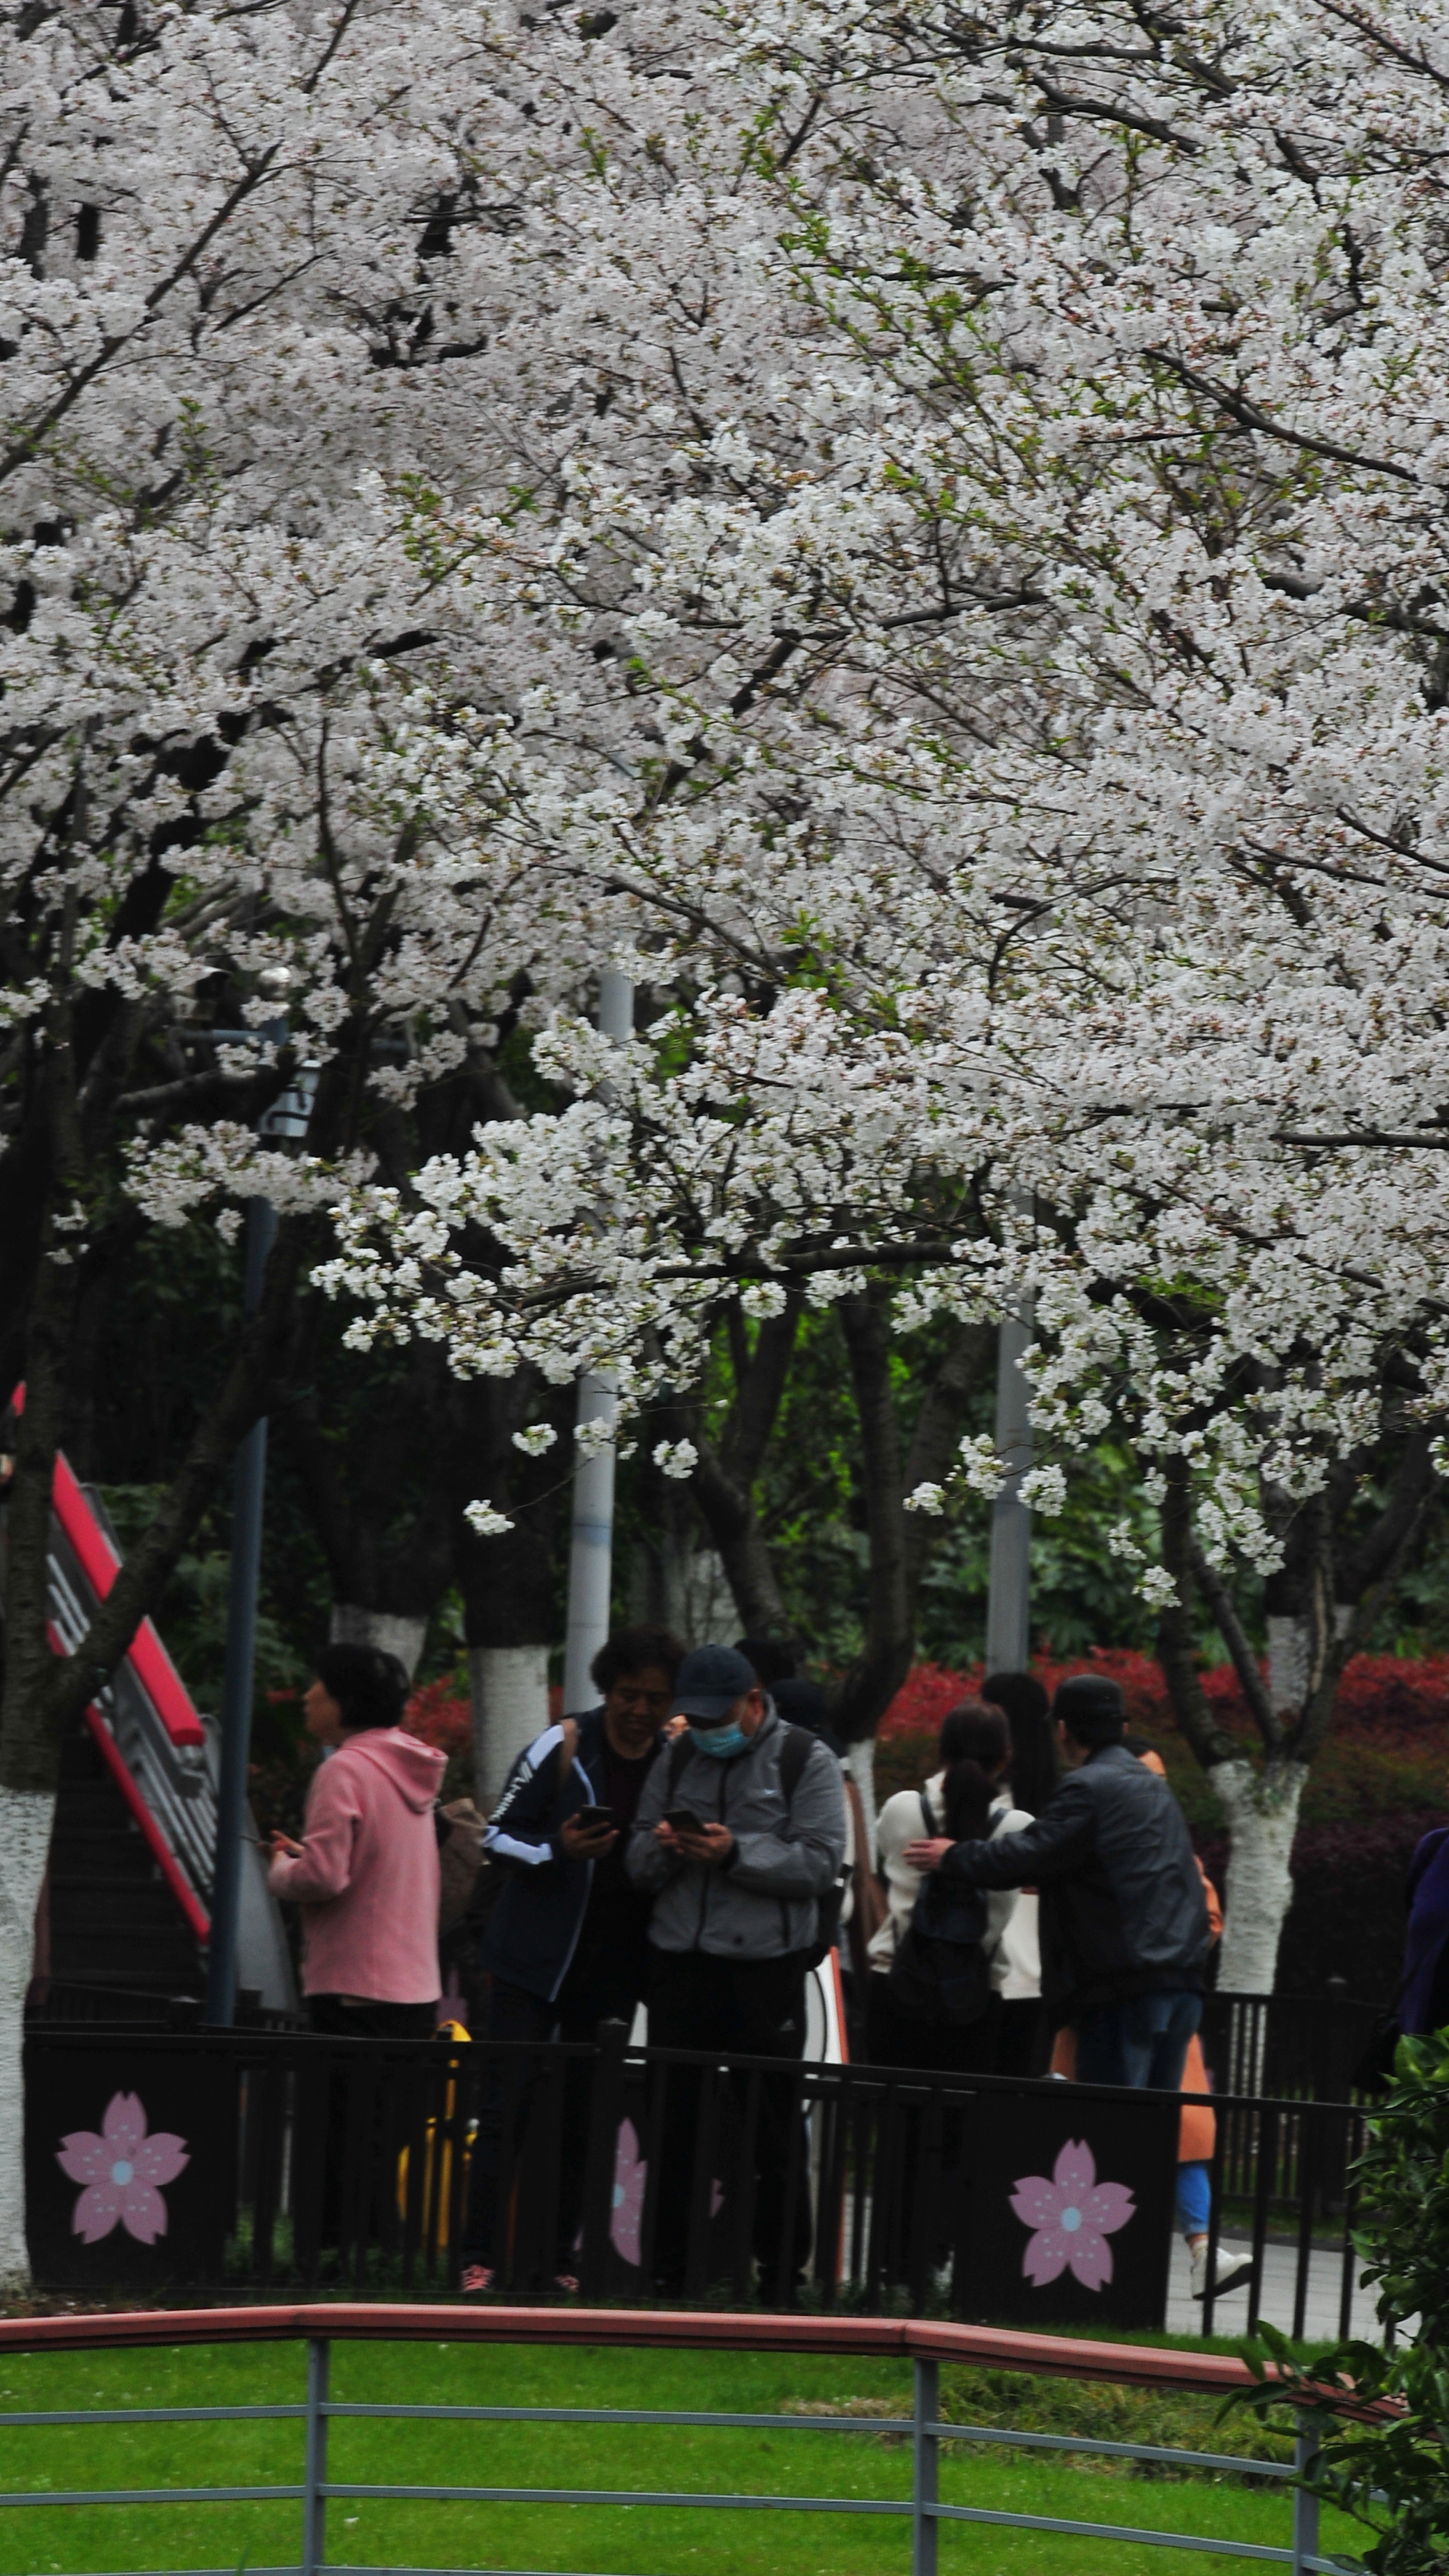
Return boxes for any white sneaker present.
[1190,2244,1254,2301]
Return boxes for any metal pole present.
[912,2353,939,2576]
[1291,2414,1321,2576]
[985,1298,1033,1672]
[562,968,632,1715]
[204,1194,277,2027]
[302,2334,330,2576]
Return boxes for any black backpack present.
[887,1788,992,2026]
[662,1723,847,1969]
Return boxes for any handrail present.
[81,1701,211,1943]
[0,2300,1265,2391]
[11,1382,205,1750]
[51,1451,206,1748]
[0,2303,1354,2576]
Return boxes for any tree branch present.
[1155,1458,1243,1774]
[1189,1536,1280,1753]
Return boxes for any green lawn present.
[0,2338,1363,2575]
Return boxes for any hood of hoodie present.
[341,1726,446,1812]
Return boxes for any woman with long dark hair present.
[980,1671,1058,2073]
[867,1700,1031,2071]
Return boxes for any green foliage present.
[1235,2029,1449,2573]
[918,1438,1167,1664]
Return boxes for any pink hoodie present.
[270,1728,446,2003]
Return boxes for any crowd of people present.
[267,1628,1420,2305]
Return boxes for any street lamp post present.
[204,980,314,2028]
[561,968,633,1717]
[204,1194,278,2028]
[985,1300,1034,1675]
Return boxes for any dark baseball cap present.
[1054,1675,1125,1745]
[670,1644,757,1725]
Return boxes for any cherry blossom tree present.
[7,0,1449,2298]
[0,0,650,2278]
[325,0,1449,1997]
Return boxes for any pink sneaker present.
[459,2264,492,2295]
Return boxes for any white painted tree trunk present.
[1209,1757,1306,1996]
[0,1790,54,2287]
[328,1603,427,1681]
[846,1735,879,1865]
[682,1548,734,1646]
[470,1644,550,1813]
[1266,1615,1310,1721]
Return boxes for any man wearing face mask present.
[626,1643,847,2292]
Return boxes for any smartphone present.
[572,1804,619,1831]
[662,1806,703,1834]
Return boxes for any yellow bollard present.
[397,2018,473,2248]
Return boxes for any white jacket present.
[869,1778,1033,1988]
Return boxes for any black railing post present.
[1200,2072,1228,2338]
[1291,2109,1317,2342]
[579,2018,629,2299]
[1246,2103,1277,2338]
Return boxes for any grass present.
[0,2338,1365,2575]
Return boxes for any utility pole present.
[204,973,314,2027]
[985,1299,1034,1674]
[561,968,633,1716]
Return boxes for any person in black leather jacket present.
[906,1675,1210,2089]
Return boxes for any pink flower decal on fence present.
[57,2092,188,2246]
[1010,2140,1134,2290]
[610,2118,646,2264]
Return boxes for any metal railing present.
[24,2024,1375,2342]
[1200,1992,1381,2110]
[45,1491,215,1935]
[0,2301,1345,2576]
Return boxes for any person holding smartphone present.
[626,1643,847,2294]
[458,1624,683,2294]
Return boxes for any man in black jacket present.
[458,1624,683,2293]
[906,1675,1210,2087]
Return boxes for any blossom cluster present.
[8,0,1449,1597]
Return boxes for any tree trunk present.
[845,1732,878,1860]
[328,1603,427,1681]
[833,1304,994,1745]
[1266,1615,1311,1721]
[449,1373,568,1812]
[0,1790,54,2283]
[833,1290,913,1742]
[1161,1435,1436,1999]
[469,1645,551,1811]
[688,1435,802,1649]
[683,1302,807,1657]
[1209,1758,1307,1996]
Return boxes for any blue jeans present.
[1176,2159,1211,2239]
[1076,1988,1201,2090]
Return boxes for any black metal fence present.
[24,2022,1373,2342]
[1199,1989,1381,2105]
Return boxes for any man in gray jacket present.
[627,1643,847,2291]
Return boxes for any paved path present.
[1164,2232,1381,2342]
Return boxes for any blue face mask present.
[690,1721,748,1760]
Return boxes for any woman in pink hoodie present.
[270,1644,446,2035]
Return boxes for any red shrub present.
[881,1647,1174,1742]
[404,1679,471,1760]
[880,1649,1449,1749]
